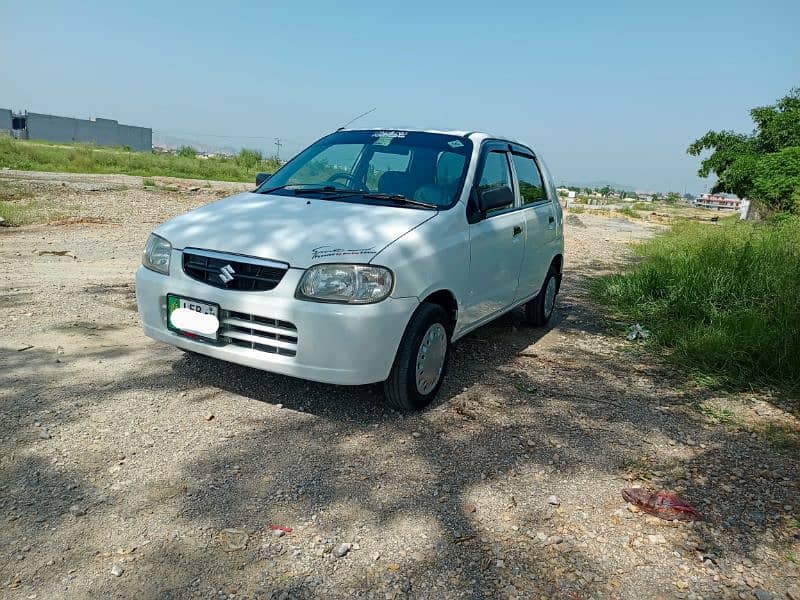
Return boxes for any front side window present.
[511,154,546,204]
[477,151,513,212]
[259,130,473,209]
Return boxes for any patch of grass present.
[0,138,282,183]
[0,195,67,225]
[591,216,800,392]
[616,206,641,219]
[695,403,737,425]
[142,178,156,187]
[568,206,586,214]
[756,422,800,455]
[632,202,652,211]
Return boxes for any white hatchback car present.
[136,129,564,410]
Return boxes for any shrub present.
[591,217,800,391]
[0,138,282,182]
[236,148,264,169]
[177,146,198,158]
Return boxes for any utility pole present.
[274,138,283,161]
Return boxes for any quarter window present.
[477,151,513,212]
[511,154,546,204]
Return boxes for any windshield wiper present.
[348,192,438,210]
[258,185,357,197]
[258,186,437,209]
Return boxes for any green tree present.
[751,146,800,213]
[688,88,800,213]
[665,192,681,204]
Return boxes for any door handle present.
[548,215,555,223]
[512,225,523,237]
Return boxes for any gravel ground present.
[1,171,798,600]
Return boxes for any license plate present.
[167,294,220,341]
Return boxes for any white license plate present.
[167,295,220,340]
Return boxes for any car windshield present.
[257,130,473,208]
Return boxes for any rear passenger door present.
[510,151,556,301]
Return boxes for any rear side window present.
[511,154,546,204]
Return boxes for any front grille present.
[182,248,288,292]
[219,310,298,357]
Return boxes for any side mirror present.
[255,172,272,186]
[478,185,514,212]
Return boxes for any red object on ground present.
[622,488,701,521]
[268,524,293,533]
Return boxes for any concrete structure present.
[3,109,152,151]
[0,108,12,135]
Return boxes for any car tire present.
[524,266,560,327]
[384,303,451,411]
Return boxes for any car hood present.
[154,191,437,269]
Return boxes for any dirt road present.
[1,171,798,600]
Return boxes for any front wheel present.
[384,303,451,411]
[524,267,559,326]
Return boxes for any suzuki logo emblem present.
[219,264,236,284]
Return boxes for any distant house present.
[695,193,742,210]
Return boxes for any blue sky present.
[1,0,798,193]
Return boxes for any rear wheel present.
[384,303,451,411]
[524,267,559,326]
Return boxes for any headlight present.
[142,233,172,275]
[297,264,394,304]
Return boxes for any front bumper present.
[135,256,418,385]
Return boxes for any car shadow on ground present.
[2,257,796,598]
[168,306,566,424]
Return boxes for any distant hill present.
[563,180,640,192]
[152,132,240,156]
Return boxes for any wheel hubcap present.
[544,276,557,318]
[415,323,447,395]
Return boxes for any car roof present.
[343,127,530,149]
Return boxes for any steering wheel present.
[325,172,362,188]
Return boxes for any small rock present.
[333,543,351,558]
[465,504,477,513]
[411,432,421,439]
[68,505,86,517]
[546,495,560,506]
[786,586,800,600]
[272,529,285,538]
[204,414,214,421]
[648,534,667,545]
[217,529,248,552]
[546,535,563,545]
[753,589,772,600]
[39,431,51,440]
[110,564,124,577]
[275,404,283,409]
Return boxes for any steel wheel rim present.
[544,276,557,318]
[415,323,447,395]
